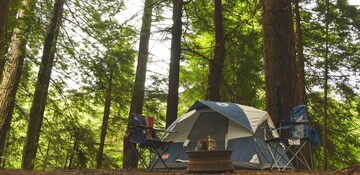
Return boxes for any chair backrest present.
[290,105,309,139]
[129,113,157,144]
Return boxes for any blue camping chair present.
[263,105,320,171]
[126,113,176,171]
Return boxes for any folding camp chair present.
[126,113,176,171]
[264,105,319,171]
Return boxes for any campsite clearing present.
[0,168,358,175]
[2,164,360,174]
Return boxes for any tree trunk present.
[96,70,113,169]
[0,0,11,33]
[68,137,79,169]
[1,2,18,81]
[294,0,306,105]
[294,0,311,170]
[206,0,225,101]
[22,0,64,170]
[166,0,183,128]
[323,0,330,170]
[129,0,153,116]
[0,0,35,163]
[0,0,11,78]
[123,0,153,169]
[262,0,297,126]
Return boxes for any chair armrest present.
[129,125,152,129]
[262,126,291,139]
[262,127,278,140]
[154,128,167,132]
[262,126,290,131]
[154,129,178,137]
[280,120,309,126]
[154,129,177,133]
[156,129,177,141]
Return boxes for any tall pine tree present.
[262,0,297,125]
[22,0,65,169]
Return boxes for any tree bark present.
[262,0,297,126]
[96,70,113,169]
[68,137,79,169]
[166,0,183,128]
[0,0,11,78]
[294,0,306,105]
[294,0,312,170]
[123,0,153,169]
[129,0,153,116]
[0,0,35,164]
[1,2,18,81]
[206,0,225,101]
[22,0,64,170]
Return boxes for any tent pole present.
[253,136,264,170]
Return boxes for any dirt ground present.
[0,169,325,175]
[0,166,360,175]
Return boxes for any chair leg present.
[292,143,312,171]
[268,141,298,171]
[309,142,314,171]
[281,145,303,171]
[277,145,294,171]
[127,144,137,171]
[127,144,148,171]
[280,142,312,171]
[266,143,280,171]
[147,142,171,172]
[296,144,312,171]
[148,149,168,171]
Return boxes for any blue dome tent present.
[157,100,290,170]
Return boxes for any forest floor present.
[0,164,360,175]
